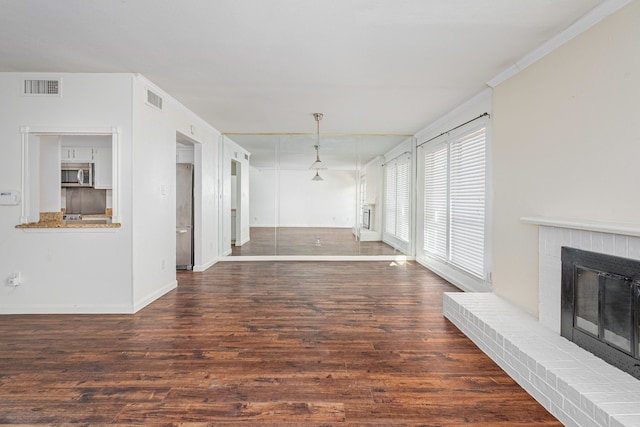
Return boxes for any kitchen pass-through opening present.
[561,247,640,379]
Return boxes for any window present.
[384,154,411,242]
[359,175,367,226]
[19,127,120,226]
[423,125,486,278]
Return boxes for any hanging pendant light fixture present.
[309,112,327,171]
[312,170,324,181]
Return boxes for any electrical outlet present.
[161,259,166,270]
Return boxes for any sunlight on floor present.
[390,255,408,266]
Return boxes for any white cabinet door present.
[60,147,73,161]
[61,146,94,162]
[93,148,112,189]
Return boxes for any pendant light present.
[309,112,327,172]
[312,170,324,181]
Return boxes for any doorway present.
[231,159,242,245]
[176,137,195,270]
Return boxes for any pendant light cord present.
[314,112,323,152]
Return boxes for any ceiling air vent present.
[146,89,163,110]
[23,79,60,96]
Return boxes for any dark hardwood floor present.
[0,262,561,425]
[231,227,401,256]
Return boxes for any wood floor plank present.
[0,261,561,425]
[114,401,346,423]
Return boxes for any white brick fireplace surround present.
[443,218,640,427]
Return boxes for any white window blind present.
[423,146,448,259]
[384,163,397,234]
[449,128,485,278]
[422,125,486,279]
[396,160,410,241]
[360,175,367,225]
[384,155,411,241]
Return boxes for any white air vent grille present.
[23,79,60,96]
[146,89,163,110]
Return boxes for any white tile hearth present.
[444,292,640,427]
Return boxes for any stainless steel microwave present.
[61,163,93,187]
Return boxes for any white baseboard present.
[359,229,382,242]
[0,280,179,315]
[250,224,353,229]
[193,257,218,272]
[218,255,416,262]
[0,303,135,314]
[416,256,489,293]
[132,279,177,313]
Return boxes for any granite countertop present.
[15,211,121,229]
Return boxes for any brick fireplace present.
[444,217,640,427]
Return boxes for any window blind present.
[384,163,397,235]
[423,146,448,259]
[384,155,411,242]
[396,159,410,241]
[450,127,485,277]
[360,175,367,225]
[422,125,486,279]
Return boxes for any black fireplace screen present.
[561,247,640,379]
[362,207,371,230]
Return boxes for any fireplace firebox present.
[561,247,640,379]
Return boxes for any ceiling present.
[0,0,605,164]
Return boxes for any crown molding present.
[487,0,633,88]
[414,88,491,142]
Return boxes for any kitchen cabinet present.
[93,147,112,189]
[61,146,94,162]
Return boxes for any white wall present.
[250,168,357,228]
[249,167,278,226]
[0,72,223,314]
[131,75,222,306]
[193,139,220,271]
[221,136,250,254]
[61,134,111,150]
[131,77,178,308]
[39,136,60,212]
[239,158,250,244]
[279,170,357,227]
[0,73,134,313]
[491,1,640,315]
